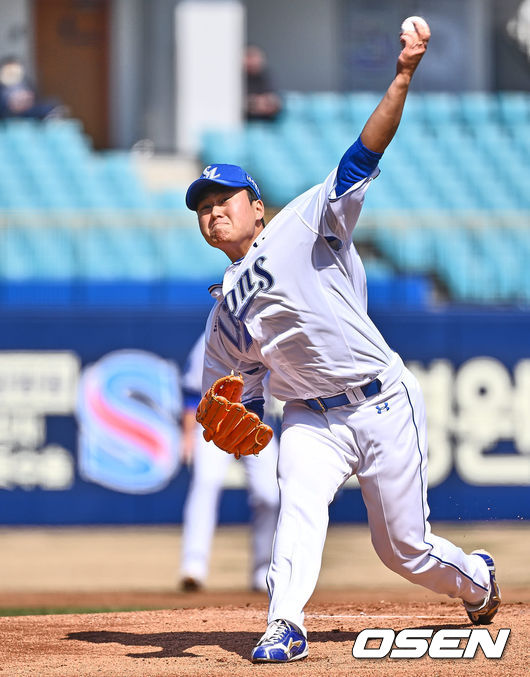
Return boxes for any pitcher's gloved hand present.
[196,373,273,459]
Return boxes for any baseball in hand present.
[401,16,429,34]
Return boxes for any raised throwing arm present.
[360,17,431,154]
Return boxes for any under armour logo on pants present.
[376,402,390,413]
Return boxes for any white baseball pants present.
[266,359,490,635]
[181,425,279,590]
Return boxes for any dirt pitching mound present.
[1,597,526,677]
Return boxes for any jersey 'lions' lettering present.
[224,256,274,320]
[218,310,253,352]
[219,257,274,352]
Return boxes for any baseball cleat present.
[464,550,501,625]
[251,619,308,663]
[180,576,202,592]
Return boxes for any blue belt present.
[305,379,382,412]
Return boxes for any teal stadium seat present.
[400,93,424,126]
[0,226,33,279]
[22,225,76,279]
[421,92,461,128]
[458,92,498,126]
[202,129,247,167]
[73,225,124,279]
[343,92,382,127]
[282,92,310,120]
[305,92,345,126]
[373,223,434,273]
[0,97,528,306]
[154,190,187,210]
[0,120,158,213]
[156,225,228,280]
[497,92,530,126]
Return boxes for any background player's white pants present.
[266,364,491,635]
[181,426,279,590]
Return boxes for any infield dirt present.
[0,523,528,676]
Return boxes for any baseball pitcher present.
[185,18,500,663]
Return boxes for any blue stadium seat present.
[0,119,159,213]
[0,226,33,279]
[458,93,498,126]
[154,191,187,210]
[0,94,528,307]
[421,93,461,127]
[343,92,382,126]
[155,225,227,279]
[23,225,76,278]
[72,225,124,279]
[282,92,310,120]
[202,129,247,166]
[497,92,530,125]
[305,92,345,125]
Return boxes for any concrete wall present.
[0,0,33,74]
[245,0,342,92]
[246,0,493,93]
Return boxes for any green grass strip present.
[0,605,165,617]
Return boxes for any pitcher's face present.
[197,187,264,261]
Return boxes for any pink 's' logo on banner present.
[76,350,182,494]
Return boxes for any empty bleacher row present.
[0,120,158,211]
[203,91,530,210]
[0,92,529,306]
[0,216,227,281]
[356,212,530,304]
[0,118,225,284]
[202,91,530,304]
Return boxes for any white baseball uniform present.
[180,332,280,591]
[200,140,491,633]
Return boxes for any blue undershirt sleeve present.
[335,136,383,197]
[244,398,265,421]
[183,388,201,411]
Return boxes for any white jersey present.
[203,166,395,403]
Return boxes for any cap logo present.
[246,174,259,195]
[202,165,221,179]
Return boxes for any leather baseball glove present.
[196,372,273,459]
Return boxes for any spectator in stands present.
[0,56,66,121]
[244,45,283,122]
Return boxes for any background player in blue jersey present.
[185,17,501,664]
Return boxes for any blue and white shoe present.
[251,619,308,663]
[464,550,501,625]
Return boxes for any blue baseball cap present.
[186,164,261,210]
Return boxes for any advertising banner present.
[0,305,528,524]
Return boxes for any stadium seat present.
[0,95,528,308]
[497,92,530,125]
[202,91,530,304]
[458,92,498,126]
